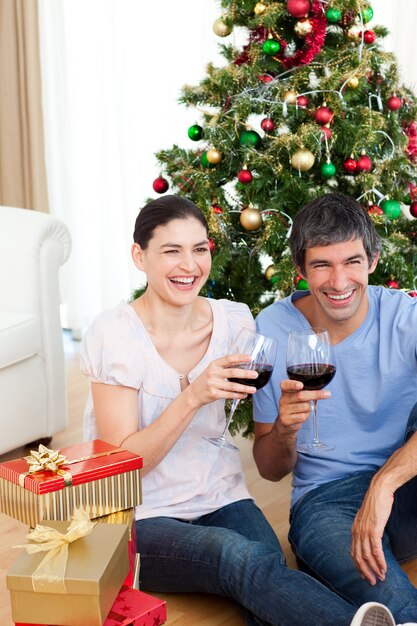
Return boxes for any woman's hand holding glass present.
[203,328,277,451]
[186,353,259,409]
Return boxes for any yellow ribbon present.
[15,508,96,594]
[23,444,68,474]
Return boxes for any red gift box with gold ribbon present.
[0,440,143,526]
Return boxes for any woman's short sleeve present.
[80,306,145,389]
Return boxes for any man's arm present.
[351,430,417,585]
[253,379,331,480]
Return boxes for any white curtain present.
[38,1,417,333]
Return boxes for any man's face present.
[301,238,379,329]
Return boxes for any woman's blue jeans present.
[136,499,357,626]
[289,402,417,624]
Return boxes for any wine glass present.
[286,328,336,454]
[204,327,277,451]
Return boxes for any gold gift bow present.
[19,444,125,488]
[15,508,96,594]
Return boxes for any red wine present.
[286,363,336,390]
[229,365,273,390]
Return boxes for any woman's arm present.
[92,353,258,474]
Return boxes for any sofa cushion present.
[0,311,42,370]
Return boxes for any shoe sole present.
[360,605,394,626]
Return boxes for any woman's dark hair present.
[133,195,209,249]
[289,192,382,274]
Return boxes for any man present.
[253,192,417,624]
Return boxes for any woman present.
[80,194,395,626]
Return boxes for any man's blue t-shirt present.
[254,286,417,508]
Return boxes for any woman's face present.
[132,217,211,306]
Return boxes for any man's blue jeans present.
[136,499,357,626]
[289,402,417,624]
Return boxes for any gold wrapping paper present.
[7,521,129,626]
[0,468,142,527]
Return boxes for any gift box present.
[104,585,167,626]
[7,518,130,626]
[15,586,167,626]
[94,508,140,589]
[0,440,143,526]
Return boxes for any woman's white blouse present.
[80,298,254,520]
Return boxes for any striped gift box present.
[0,440,142,526]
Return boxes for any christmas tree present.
[150,0,417,434]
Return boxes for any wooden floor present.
[0,333,416,625]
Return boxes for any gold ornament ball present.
[283,90,298,104]
[240,208,263,231]
[294,18,313,38]
[206,148,223,164]
[213,17,232,37]
[291,148,315,172]
[254,2,267,15]
[265,264,277,280]
[346,24,362,41]
[347,76,359,88]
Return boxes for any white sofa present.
[0,206,71,455]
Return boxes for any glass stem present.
[311,400,320,445]
[220,399,240,438]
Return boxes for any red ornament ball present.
[314,106,334,125]
[363,30,376,44]
[237,169,253,184]
[343,157,357,173]
[356,154,373,173]
[259,74,274,83]
[410,202,417,218]
[320,126,332,140]
[261,117,276,132]
[408,291,417,298]
[297,95,309,108]
[152,176,169,194]
[386,279,399,289]
[368,204,383,216]
[287,0,310,18]
[387,96,402,111]
[212,204,223,214]
[208,238,216,254]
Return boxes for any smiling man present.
[253,192,417,624]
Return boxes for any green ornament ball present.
[239,130,261,148]
[321,162,336,178]
[262,39,281,56]
[361,6,374,24]
[270,275,279,285]
[297,278,309,290]
[326,8,342,23]
[381,199,402,220]
[200,151,214,168]
[188,124,203,141]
